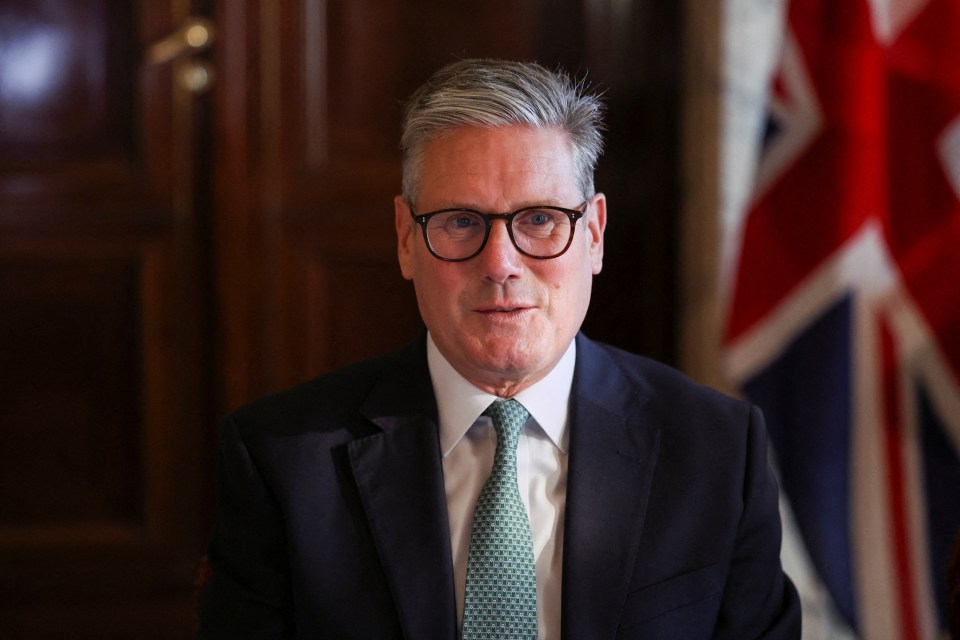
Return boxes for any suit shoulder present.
[224,340,422,438]
[584,339,769,487]
[588,338,753,424]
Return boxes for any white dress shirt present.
[426,333,574,640]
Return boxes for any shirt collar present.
[427,332,576,457]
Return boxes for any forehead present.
[418,125,578,206]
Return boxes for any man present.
[199,59,801,638]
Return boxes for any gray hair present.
[400,59,605,203]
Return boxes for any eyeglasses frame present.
[408,201,589,262]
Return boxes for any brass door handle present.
[145,17,215,93]
[146,17,215,65]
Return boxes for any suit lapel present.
[347,338,457,639]
[343,334,660,639]
[561,335,662,640]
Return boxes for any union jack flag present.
[722,0,960,637]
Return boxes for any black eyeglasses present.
[409,201,588,262]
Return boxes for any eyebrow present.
[418,198,570,212]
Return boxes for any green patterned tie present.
[461,399,538,640]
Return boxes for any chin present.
[469,340,543,377]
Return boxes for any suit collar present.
[561,334,662,639]
[428,331,577,455]
[360,332,438,428]
[349,334,458,639]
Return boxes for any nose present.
[477,220,523,283]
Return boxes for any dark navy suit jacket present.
[198,333,801,638]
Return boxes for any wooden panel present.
[0,0,212,636]
[0,239,205,638]
[0,255,143,526]
[577,0,683,363]
[0,0,135,160]
[289,0,542,187]
[0,240,203,632]
[264,212,421,386]
[313,0,404,164]
[306,257,422,372]
[0,0,154,230]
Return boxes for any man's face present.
[395,124,606,397]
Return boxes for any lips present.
[475,304,532,313]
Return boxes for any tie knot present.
[482,399,530,449]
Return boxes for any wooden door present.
[0,1,212,636]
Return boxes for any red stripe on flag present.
[724,0,885,343]
[879,315,920,640]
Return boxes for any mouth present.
[474,304,534,318]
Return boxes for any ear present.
[395,195,416,281]
[586,192,606,275]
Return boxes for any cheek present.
[542,255,586,294]
[544,259,593,318]
[412,262,465,314]
[536,265,573,315]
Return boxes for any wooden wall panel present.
[0,255,143,526]
[0,239,207,637]
[0,0,135,160]
[309,258,422,371]
[0,0,212,636]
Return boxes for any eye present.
[429,211,483,237]
[515,208,562,234]
[529,213,550,226]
